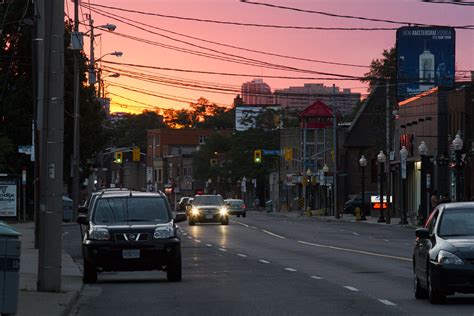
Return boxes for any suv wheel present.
[242,212,247,218]
[414,273,427,299]
[221,217,229,225]
[188,218,195,226]
[427,268,445,304]
[83,259,97,284]
[167,248,182,282]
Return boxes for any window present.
[93,197,169,223]
[153,169,157,182]
[199,135,206,145]
[154,136,160,146]
[158,168,162,182]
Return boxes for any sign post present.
[22,167,27,221]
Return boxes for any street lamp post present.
[399,146,409,225]
[359,155,367,221]
[418,141,429,225]
[323,164,329,215]
[306,168,312,214]
[377,151,386,223]
[452,134,464,201]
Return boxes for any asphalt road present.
[64,211,474,316]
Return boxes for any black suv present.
[343,192,375,215]
[77,190,186,283]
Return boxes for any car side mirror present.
[415,228,430,239]
[78,206,88,214]
[76,214,88,225]
[175,213,187,223]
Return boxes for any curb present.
[61,286,83,316]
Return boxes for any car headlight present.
[438,250,464,265]
[153,223,174,239]
[89,227,111,241]
[220,207,228,216]
[191,207,200,216]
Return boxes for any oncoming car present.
[77,190,186,283]
[225,199,246,217]
[188,194,229,225]
[413,202,474,303]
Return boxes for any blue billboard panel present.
[396,27,455,102]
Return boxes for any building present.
[274,83,361,117]
[241,79,273,105]
[146,128,230,206]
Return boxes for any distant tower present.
[419,41,435,83]
[241,79,273,105]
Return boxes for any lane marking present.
[194,239,201,243]
[311,276,323,280]
[249,226,257,229]
[259,259,270,264]
[343,286,359,292]
[205,243,213,247]
[383,239,390,242]
[237,253,247,258]
[284,268,297,272]
[352,232,360,236]
[262,229,286,239]
[297,240,412,262]
[218,248,228,252]
[378,299,396,306]
[187,236,192,239]
[232,221,249,227]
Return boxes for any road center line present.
[237,254,247,257]
[311,276,323,280]
[352,232,360,236]
[297,240,412,262]
[187,236,192,239]
[259,259,270,264]
[218,248,227,252]
[284,268,297,272]
[231,220,249,227]
[378,299,396,306]
[343,286,359,292]
[205,244,213,247]
[262,229,286,239]
[194,239,201,243]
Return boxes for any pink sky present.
[68,0,474,113]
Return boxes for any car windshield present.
[227,200,244,207]
[438,208,474,237]
[193,196,224,206]
[92,197,170,223]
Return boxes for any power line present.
[85,6,370,69]
[240,0,474,29]
[83,3,400,31]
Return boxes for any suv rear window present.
[193,195,224,206]
[93,197,170,223]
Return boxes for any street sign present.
[18,145,32,155]
[262,149,281,156]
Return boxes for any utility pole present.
[332,84,339,219]
[386,81,391,223]
[89,17,96,87]
[37,0,64,292]
[72,0,81,221]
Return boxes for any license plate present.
[122,249,140,259]
[206,214,214,219]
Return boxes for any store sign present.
[0,181,17,217]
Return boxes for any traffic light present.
[115,151,123,164]
[132,147,140,161]
[254,149,262,163]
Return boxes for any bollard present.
[355,207,361,221]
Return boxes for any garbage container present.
[265,200,273,213]
[63,196,74,222]
[0,223,21,316]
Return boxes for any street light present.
[452,134,464,201]
[377,150,386,223]
[322,164,329,215]
[418,141,429,224]
[358,155,367,221]
[399,146,408,225]
[90,51,123,86]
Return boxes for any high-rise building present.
[274,83,361,116]
[241,79,273,105]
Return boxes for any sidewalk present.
[8,222,83,316]
[259,209,419,228]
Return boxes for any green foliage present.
[362,47,396,92]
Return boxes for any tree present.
[362,47,396,92]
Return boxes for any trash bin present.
[265,200,273,213]
[0,223,21,315]
[63,196,74,222]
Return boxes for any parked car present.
[343,192,375,215]
[76,190,186,283]
[413,202,474,304]
[188,194,229,225]
[225,199,246,217]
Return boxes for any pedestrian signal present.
[284,147,293,161]
[115,151,123,164]
[254,149,262,163]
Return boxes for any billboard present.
[234,106,281,131]
[0,180,17,217]
[396,26,455,102]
